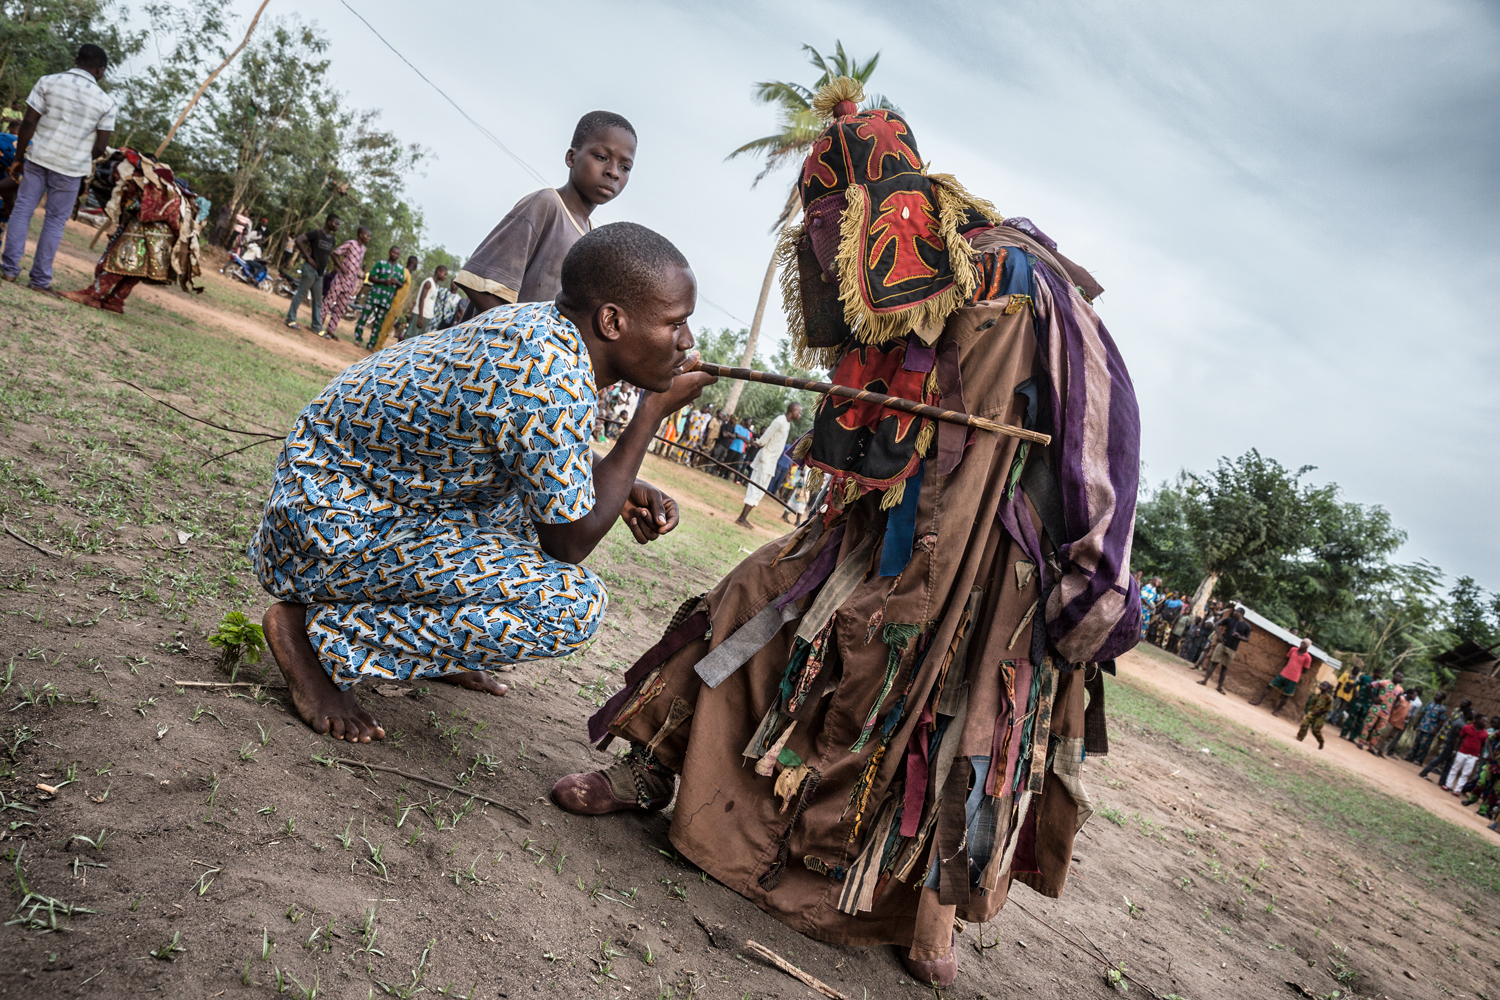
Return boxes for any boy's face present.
[609,265,697,392]
[567,127,636,206]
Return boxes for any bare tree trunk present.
[724,186,801,415]
[154,0,271,158]
[1189,571,1220,618]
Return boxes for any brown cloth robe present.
[602,296,1095,950]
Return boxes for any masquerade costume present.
[61,150,203,314]
[557,79,1141,981]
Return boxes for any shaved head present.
[557,222,689,315]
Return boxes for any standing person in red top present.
[1444,715,1490,794]
[1252,638,1312,715]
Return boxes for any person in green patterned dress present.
[353,244,407,347]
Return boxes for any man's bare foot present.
[734,518,752,528]
[435,671,508,697]
[263,602,385,743]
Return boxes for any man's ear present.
[595,302,626,343]
[565,148,577,169]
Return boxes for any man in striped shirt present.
[2,45,116,292]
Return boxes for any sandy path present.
[1117,644,1497,837]
[48,221,366,374]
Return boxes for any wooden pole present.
[688,360,1052,446]
[154,0,272,159]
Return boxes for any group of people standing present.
[2,46,214,314]
[282,213,464,348]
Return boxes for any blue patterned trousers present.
[250,506,607,689]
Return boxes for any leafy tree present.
[109,0,235,155]
[693,328,817,437]
[722,41,894,414]
[0,0,145,109]
[1174,450,1319,614]
[1132,475,1203,595]
[185,18,425,263]
[1447,576,1499,647]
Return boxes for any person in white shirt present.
[735,401,802,527]
[3,45,116,292]
[409,264,448,336]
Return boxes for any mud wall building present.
[1215,605,1340,705]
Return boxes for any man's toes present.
[329,715,348,741]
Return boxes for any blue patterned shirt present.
[263,302,597,536]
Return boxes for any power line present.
[338,0,760,330]
[337,0,550,188]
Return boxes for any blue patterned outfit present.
[250,302,607,689]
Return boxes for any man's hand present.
[6,161,21,182]
[620,480,679,543]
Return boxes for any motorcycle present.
[221,252,271,291]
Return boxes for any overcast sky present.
[214,0,1499,591]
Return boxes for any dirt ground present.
[1,220,1498,1000]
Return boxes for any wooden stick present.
[690,360,1052,446]
[155,0,272,158]
[330,758,531,826]
[166,678,270,689]
[743,940,848,999]
[2,521,61,559]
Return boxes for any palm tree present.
[722,42,895,414]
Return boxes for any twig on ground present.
[1011,900,1175,999]
[168,678,278,690]
[2,521,62,559]
[328,758,530,826]
[743,940,847,999]
[114,379,284,439]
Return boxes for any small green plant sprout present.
[285,904,302,923]
[280,816,297,837]
[238,742,259,763]
[8,844,96,931]
[194,867,220,896]
[261,927,275,961]
[68,829,109,851]
[1100,805,1126,826]
[356,906,385,956]
[335,818,354,850]
[150,930,187,961]
[1106,961,1130,992]
[257,722,273,746]
[208,611,266,682]
[1123,895,1142,918]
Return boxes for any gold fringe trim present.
[923,367,940,397]
[915,420,934,458]
[806,467,824,494]
[842,476,862,505]
[810,76,866,121]
[834,175,999,348]
[880,479,905,510]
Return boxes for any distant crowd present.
[1138,576,1500,833]
[598,388,816,528]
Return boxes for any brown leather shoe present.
[552,750,674,816]
[897,938,957,987]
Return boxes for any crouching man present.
[250,222,715,742]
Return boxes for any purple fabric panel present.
[997,490,1045,588]
[935,340,968,476]
[1032,261,1142,662]
[1001,217,1057,250]
[775,523,847,610]
[587,610,709,744]
[902,341,936,372]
